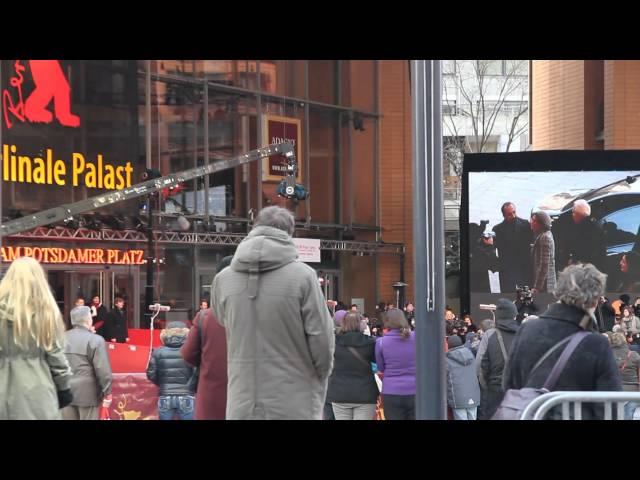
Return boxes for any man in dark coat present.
[479,298,519,420]
[492,202,533,293]
[553,199,607,272]
[90,295,110,340]
[105,297,128,343]
[595,296,616,333]
[503,263,622,419]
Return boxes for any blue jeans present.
[158,395,195,420]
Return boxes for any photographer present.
[469,223,499,294]
[514,286,540,324]
[595,296,616,333]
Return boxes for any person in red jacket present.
[180,256,231,420]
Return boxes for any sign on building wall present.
[293,238,321,263]
[1,246,145,265]
[1,59,140,202]
[261,114,302,182]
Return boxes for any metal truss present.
[7,227,405,255]
[320,239,404,255]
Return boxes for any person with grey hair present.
[553,198,606,272]
[502,263,622,419]
[62,306,113,420]
[211,205,335,420]
[253,204,296,235]
[530,210,557,294]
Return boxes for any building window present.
[443,60,456,75]
[477,60,504,76]
[501,100,527,116]
[443,100,458,116]
[505,60,528,77]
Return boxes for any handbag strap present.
[542,331,589,390]
[525,336,571,386]
[495,329,508,362]
[347,346,371,369]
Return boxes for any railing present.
[519,391,640,420]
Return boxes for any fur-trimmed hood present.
[160,327,189,348]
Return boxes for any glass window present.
[148,60,258,90]
[443,60,457,75]
[206,93,256,225]
[259,61,306,97]
[477,60,504,76]
[159,247,193,310]
[350,116,376,226]
[309,60,337,104]
[309,109,338,224]
[341,60,376,111]
[443,100,458,116]
[147,78,203,223]
[505,60,528,77]
[602,206,640,247]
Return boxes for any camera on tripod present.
[515,285,538,322]
[516,285,533,304]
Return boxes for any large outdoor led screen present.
[462,151,640,321]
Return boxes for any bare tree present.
[443,60,529,157]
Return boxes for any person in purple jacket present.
[375,308,416,420]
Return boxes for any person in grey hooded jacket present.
[446,335,481,420]
[63,306,113,420]
[211,206,335,420]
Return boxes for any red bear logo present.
[3,60,80,129]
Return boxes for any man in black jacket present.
[492,202,533,294]
[90,295,109,339]
[479,298,519,420]
[595,296,616,333]
[503,263,622,419]
[105,297,128,343]
[147,321,196,420]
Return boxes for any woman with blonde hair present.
[0,257,73,419]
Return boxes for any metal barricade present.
[519,391,640,420]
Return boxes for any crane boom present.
[1,142,299,237]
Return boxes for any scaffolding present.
[6,226,405,255]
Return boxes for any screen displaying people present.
[468,171,640,294]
